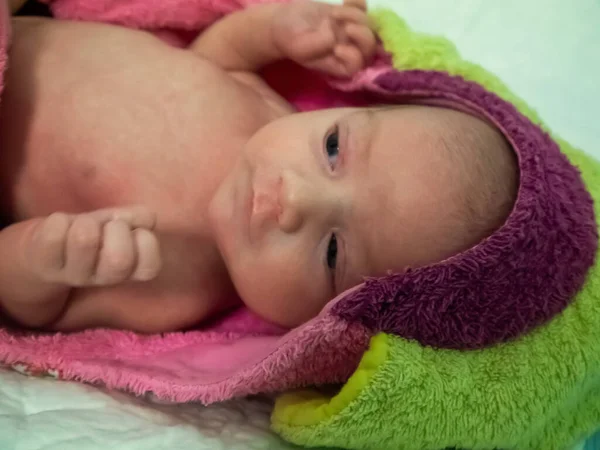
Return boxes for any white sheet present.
[0,368,297,450]
[1,1,598,449]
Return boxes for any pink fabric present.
[44,0,275,30]
[0,0,9,98]
[0,308,370,403]
[0,0,378,403]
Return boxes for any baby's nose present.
[277,170,323,233]
[251,168,321,234]
[252,173,283,225]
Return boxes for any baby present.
[0,0,517,332]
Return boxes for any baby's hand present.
[26,206,161,287]
[272,0,377,78]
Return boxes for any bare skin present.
[0,0,379,331]
[0,0,515,332]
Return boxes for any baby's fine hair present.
[443,112,518,252]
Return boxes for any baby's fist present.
[272,0,376,78]
[27,206,161,287]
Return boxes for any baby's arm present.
[190,3,283,73]
[190,0,376,78]
[0,217,72,327]
[0,207,161,328]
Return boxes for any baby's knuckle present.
[40,213,69,245]
[73,233,99,251]
[104,250,135,278]
[46,212,69,224]
[67,272,90,287]
[135,265,160,281]
[70,217,100,249]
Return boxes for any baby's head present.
[208,105,518,327]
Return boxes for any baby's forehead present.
[345,104,516,282]
[355,107,498,214]
[363,107,453,164]
[349,109,460,249]
[367,105,502,161]
[372,105,481,135]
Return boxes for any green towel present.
[271,10,600,450]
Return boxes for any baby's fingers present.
[334,44,364,76]
[93,220,136,285]
[131,228,161,281]
[343,0,367,11]
[345,23,376,64]
[64,214,101,286]
[285,20,336,62]
[305,54,352,78]
[31,213,71,280]
[87,206,157,231]
[331,5,369,26]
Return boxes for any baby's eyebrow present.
[330,110,380,294]
[359,109,377,167]
[333,110,379,293]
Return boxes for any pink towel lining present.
[0,0,9,97]
[0,308,371,403]
[45,0,278,31]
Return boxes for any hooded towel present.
[1,1,599,448]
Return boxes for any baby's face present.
[209,106,488,327]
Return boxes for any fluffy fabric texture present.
[0,0,8,96]
[327,13,598,350]
[0,5,598,450]
[275,310,600,450]
[0,308,370,403]
[332,68,598,349]
[43,0,273,30]
[272,11,600,450]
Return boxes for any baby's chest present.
[5,56,271,220]
[60,59,267,193]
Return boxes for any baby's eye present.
[326,233,338,270]
[325,127,340,169]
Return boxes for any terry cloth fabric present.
[0,0,9,101]
[1,0,12,234]
[272,10,600,450]
[1,1,598,448]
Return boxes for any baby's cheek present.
[234,257,325,328]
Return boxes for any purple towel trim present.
[331,70,598,349]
